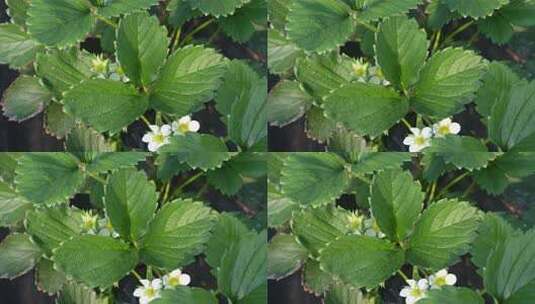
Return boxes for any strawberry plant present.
[0,0,267,152]
[0,151,266,303]
[268,152,535,303]
[267,0,535,153]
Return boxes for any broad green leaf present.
[116,12,168,87]
[268,233,308,280]
[152,287,218,304]
[155,153,190,181]
[53,235,138,288]
[281,153,349,207]
[0,153,19,185]
[140,199,217,269]
[306,106,337,142]
[443,0,509,18]
[505,281,535,304]
[470,213,516,270]
[96,0,159,17]
[323,82,409,137]
[0,181,32,227]
[86,152,148,174]
[44,102,76,138]
[158,133,232,171]
[375,16,428,89]
[478,14,515,45]
[27,0,95,47]
[319,235,404,288]
[303,260,334,295]
[291,206,350,256]
[268,0,290,31]
[63,79,149,133]
[412,48,487,118]
[36,258,66,295]
[0,23,42,68]
[474,152,535,195]
[218,230,266,302]
[15,153,84,206]
[207,153,266,195]
[2,76,52,122]
[238,282,266,304]
[150,46,227,116]
[407,199,482,269]
[324,283,369,304]
[268,184,299,228]
[328,126,369,156]
[65,125,113,161]
[418,286,485,304]
[475,62,521,118]
[0,233,41,279]
[352,152,412,174]
[370,169,424,241]
[35,48,93,97]
[186,0,248,16]
[359,0,422,21]
[426,0,460,30]
[167,0,202,28]
[205,213,250,269]
[6,0,30,27]
[25,206,82,254]
[426,136,496,170]
[215,60,261,116]
[105,169,158,241]
[56,280,109,304]
[478,0,535,44]
[287,0,355,52]
[268,80,312,127]
[267,29,304,75]
[219,0,266,43]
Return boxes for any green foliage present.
[0,233,41,279]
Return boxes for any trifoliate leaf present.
[219,0,266,43]
[359,0,422,22]
[44,102,76,139]
[443,0,509,19]
[267,29,304,75]
[426,136,496,170]
[53,235,138,288]
[375,16,428,89]
[6,0,30,28]
[116,12,168,87]
[475,62,521,118]
[96,0,159,17]
[0,23,42,68]
[412,48,487,118]
[323,82,409,137]
[15,153,84,206]
[140,199,217,269]
[2,76,52,122]
[287,0,355,52]
[474,152,535,195]
[105,169,158,242]
[152,287,218,304]
[150,46,227,116]
[63,79,149,133]
[0,233,42,279]
[27,0,95,47]
[268,80,312,127]
[319,235,404,288]
[35,258,66,295]
[351,152,413,175]
[418,287,485,304]
[407,199,482,270]
[268,233,308,280]
[370,169,424,241]
[186,0,248,16]
[0,181,32,227]
[281,153,349,207]
[86,152,148,174]
[205,213,249,269]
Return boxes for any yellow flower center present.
[437,125,450,136]
[91,56,108,73]
[178,123,190,134]
[347,213,363,231]
[167,276,180,287]
[153,134,166,144]
[410,288,424,297]
[353,63,367,77]
[144,287,156,298]
[434,276,446,286]
[81,213,97,231]
[414,136,426,145]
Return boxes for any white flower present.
[400,279,429,304]
[433,118,461,137]
[428,269,457,289]
[91,54,109,74]
[163,269,191,288]
[134,279,162,304]
[172,116,200,135]
[98,218,119,238]
[403,127,432,152]
[352,58,369,82]
[80,211,99,234]
[364,218,386,238]
[142,125,172,152]
[346,211,364,233]
[369,66,391,86]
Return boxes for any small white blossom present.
[352,58,369,82]
[98,218,120,238]
[433,118,461,137]
[108,63,130,83]
[428,269,457,289]
[403,127,432,152]
[80,211,99,234]
[91,54,109,74]
[346,211,364,233]
[400,279,429,304]
[364,218,386,238]
[142,125,172,152]
[163,269,191,288]
[369,66,390,86]
[134,279,162,304]
[172,116,200,135]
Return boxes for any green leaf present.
[63,79,149,133]
[268,0,291,31]
[65,125,113,161]
[104,168,158,242]
[155,153,190,181]
[281,153,349,207]
[287,0,355,52]
[291,206,350,256]
[96,0,159,17]
[443,0,509,18]
[6,0,30,28]
[27,0,95,47]
[375,16,428,89]
[150,45,227,116]
[359,0,422,22]
[25,206,82,255]
[426,136,496,170]
[158,133,231,171]
[207,153,266,195]
[152,287,218,304]
[268,80,312,127]
[56,281,109,304]
[484,230,535,301]
[35,258,66,295]
[0,233,42,279]
[268,183,299,228]
[306,106,337,142]
[53,235,138,288]
[218,230,266,302]
[116,12,168,87]
[167,0,202,28]
[205,213,249,269]
[352,152,412,175]
[2,76,52,122]
[474,152,535,195]
[267,29,304,75]
[215,60,260,116]
[44,102,76,138]
[219,0,266,43]
[86,152,148,174]
[268,233,308,280]
[412,48,487,118]
[505,281,535,304]
[140,199,217,269]
[470,213,516,270]
[319,235,404,288]
[15,153,84,206]
[323,82,409,137]
[186,0,248,16]
[370,169,424,241]
[324,283,369,304]
[0,153,19,185]
[407,199,482,269]
[0,181,32,227]
[0,23,42,68]
[478,14,515,45]
[426,0,460,30]
[303,259,334,295]
[475,62,521,118]
[418,286,485,304]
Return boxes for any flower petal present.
[142,134,152,143]
[445,273,457,285]
[449,122,461,134]
[410,128,421,135]
[417,279,429,290]
[179,116,191,124]
[161,124,172,136]
[148,142,160,152]
[421,127,433,138]
[189,120,200,132]
[179,273,191,286]
[403,135,415,145]
[400,287,410,297]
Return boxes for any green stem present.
[397,270,410,283]
[161,182,171,204]
[357,20,377,32]
[176,171,204,194]
[96,15,117,28]
[87,171,107,184]
[401,118,412,129]
[132,270,143,282]
[179,19,215,47]
[437,171,470,199]
[431,30,442,54]
[169,27,182,53]
[140,115,151,127]
[462,180,476,198]
[428,181,437,203]
[442,20,475,46]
